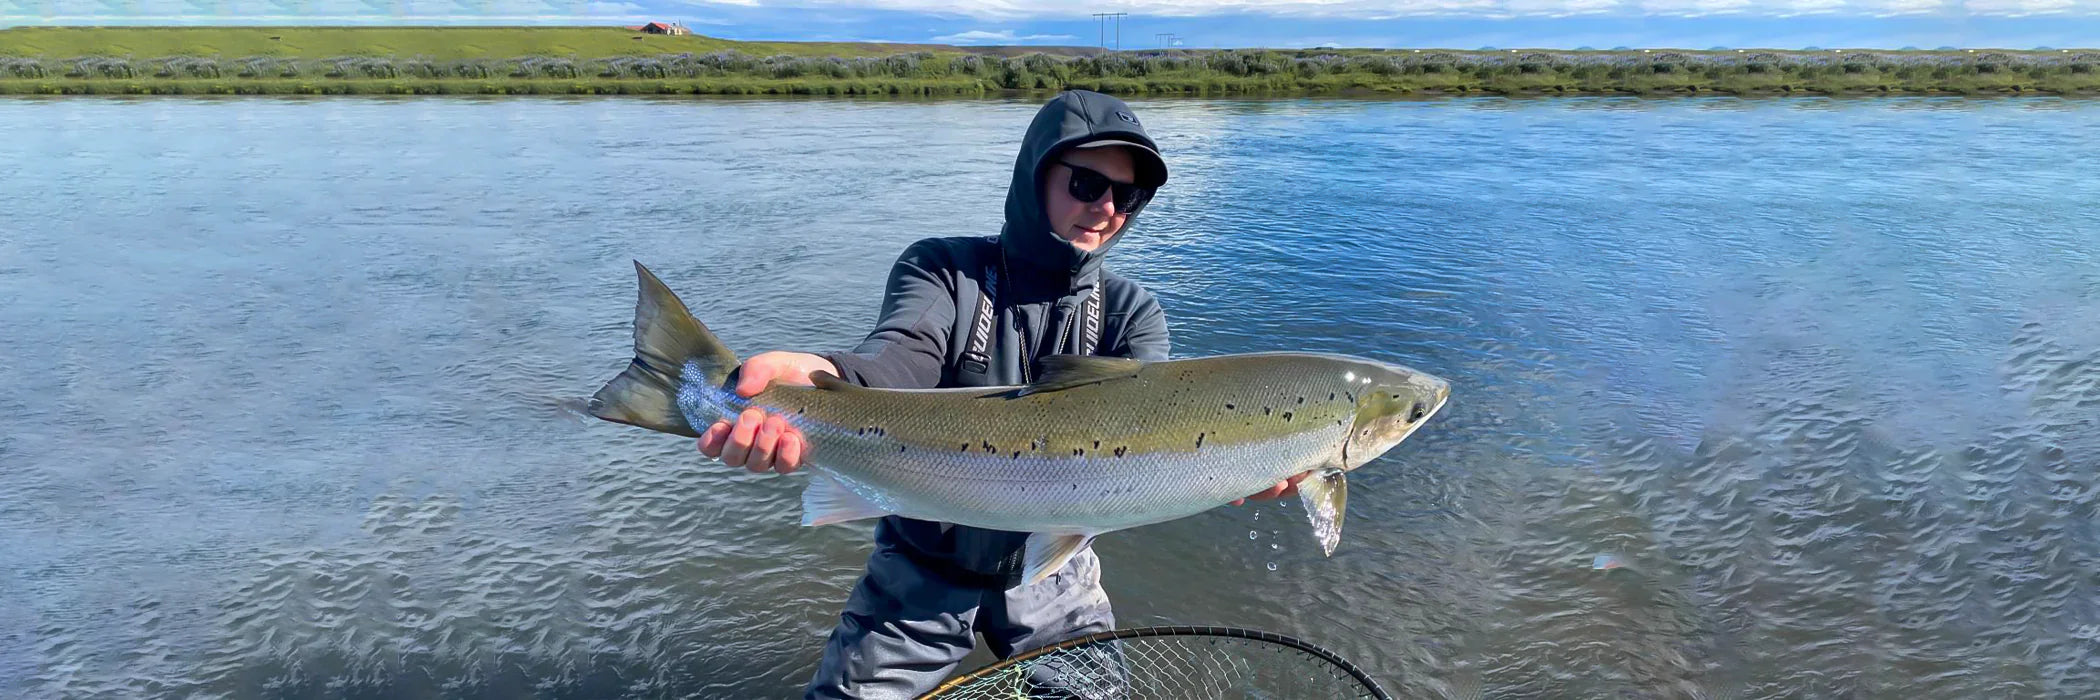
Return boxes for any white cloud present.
[676,0,2099,18]
[930,28,1077,43]
[1962,0,2082,13]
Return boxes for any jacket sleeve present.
[821,241,957,389]
[1115,291,1171,362]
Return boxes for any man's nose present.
[1088,193,1117,217]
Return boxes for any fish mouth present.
[1339,380,1450,471]
[1381,388,1448,460]
[1385,382,1453,458]
[1402,387,1451,444]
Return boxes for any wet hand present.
[697,351,837,474]
[1232,471,1313,506]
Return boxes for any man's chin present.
[1063,228,1110,252]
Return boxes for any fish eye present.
[1407,402,1426,422]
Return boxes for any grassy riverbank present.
[4,26,2095,96]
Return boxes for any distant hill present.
[0,25,1109,59]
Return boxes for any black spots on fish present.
[1072,448,1085,457]
[1012,450,1022,460]
[1196,432,1206,449]
[1225,403,1236,411]
[1297,396,1305,405]
[1328,392,1335,401]
[1113,446,1128,458]
[898,445,907,453]
[1030,438,1044,451]
[855,426,887,438]
[1093,440,1101,450]
[1263,406,1272,416]
[1283,411,1294,422]
[982,440,997,453]
[797,407,806,415]
[960,443,971,452]
[1346,392,1356,404]
[1071,484,1078,491]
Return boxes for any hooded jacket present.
[822,90,1172,588]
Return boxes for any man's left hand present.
[1232,471,1314,506]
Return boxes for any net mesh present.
[923,628,1387,700]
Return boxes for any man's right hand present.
[698,351,838,474]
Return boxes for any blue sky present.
[4,0,2096,49]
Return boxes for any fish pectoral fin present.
[801,474,893,527]
[1298,468,1349,556]
[1021,532,1096,586]
[1016,356,1145,397]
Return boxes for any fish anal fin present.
[802,474,893,527]
[1017,356,1144,397]
[1022,532,1096,586]
[1298,468,1348,556]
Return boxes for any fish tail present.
[588,261,741,437]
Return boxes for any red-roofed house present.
[638,22,690,36]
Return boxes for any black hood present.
[1000,90,1168,287]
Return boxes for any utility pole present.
[1089,12,1127,51]
[1156,32,1178,49]
[1091,12,1111,49]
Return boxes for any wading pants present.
[801,530,1118,700]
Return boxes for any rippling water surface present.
[4,95,2098,698]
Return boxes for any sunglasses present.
[1058,161,1153,214]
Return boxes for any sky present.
[3,0,2097,49]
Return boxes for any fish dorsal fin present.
[808,371,861,392]
[1298,468,1349,556]
[1017,355,1144,397]
[1021,532,1096,586]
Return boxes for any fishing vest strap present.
[960,263,1105,376]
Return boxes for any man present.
[697,90,1304,698]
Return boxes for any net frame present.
[919,625,1393,700]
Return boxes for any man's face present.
[1042,146,1140,253]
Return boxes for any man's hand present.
[697,351,839,474]
[1232,471,1314,506]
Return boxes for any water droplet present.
[1266,561,1279,571]
[1249,530,1259,540]
[1252,512,1259,521]
[1269,543,1279,550]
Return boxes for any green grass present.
[0,76,998,96]
[0,26,975,60]
[2,28,2094,97]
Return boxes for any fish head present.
[1340,360,1451,471]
